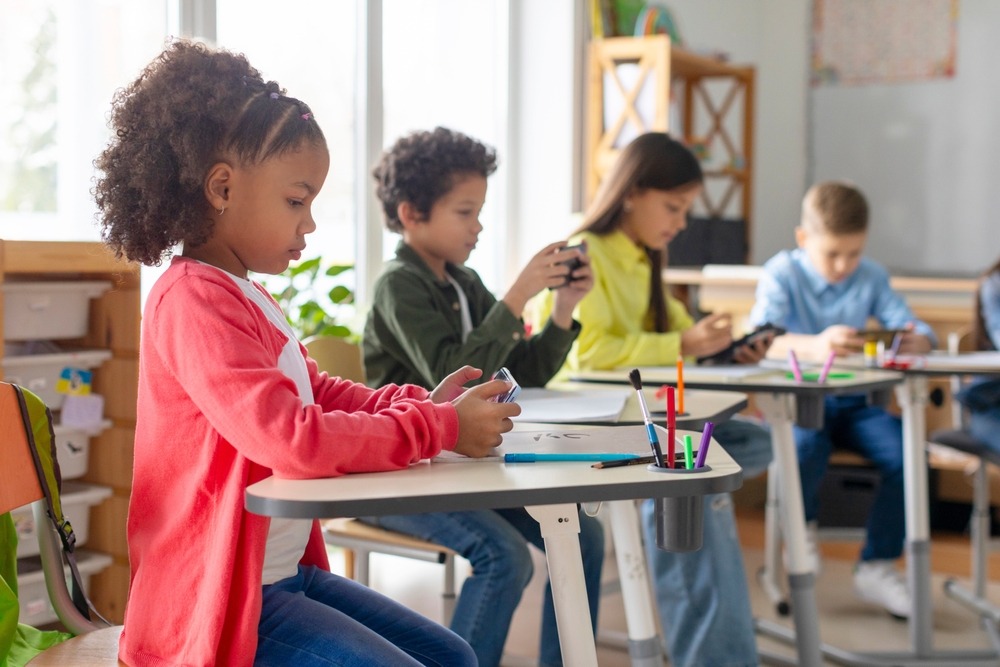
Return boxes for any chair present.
[302,336,459,623]
[925,328,1000,649]
[0,382,123,665]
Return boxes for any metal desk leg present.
[754,393,823,667]
[605,500,663,667]
[895,376,933,656]
[758,459,791,616]
[525,503,598,667]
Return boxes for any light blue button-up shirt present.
[749,248,936,345]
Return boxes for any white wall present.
[811,0,1000,276]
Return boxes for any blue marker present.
[504,453,640,463]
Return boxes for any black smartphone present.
[489,367,521,403]
[557,242,587,286]
[855,328,906,345]
[697,323,787,365]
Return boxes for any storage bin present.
[16,551,113,626]
[11,482,112,559]
[2,347,112,409]
[2,280,111,341]
[53,419,112,480]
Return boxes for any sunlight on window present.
[0,0,166,242]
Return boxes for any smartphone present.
[556,242,587,286]
[855,328,906,346]
[489,367,521,403]
[697,323,787,365]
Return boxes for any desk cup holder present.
[652,494,704,552]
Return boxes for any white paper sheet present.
[511,387,629,423]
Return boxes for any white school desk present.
[820,352,1000,666]
[245,424,741,667]
[570,364,904,667]
[516,386,749,666]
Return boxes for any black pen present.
[592,455,657,469]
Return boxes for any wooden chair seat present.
[26,626,124,666]
[323,518,456,561]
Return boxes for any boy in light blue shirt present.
[750,181,935,619]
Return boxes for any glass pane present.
[382,0,506,292]
[0,0,167,241]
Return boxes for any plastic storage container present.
[2,281,111,341]
[53,419,112,480]
[11,482,112,559]
[16,551,113,626]
[1,347,112,409]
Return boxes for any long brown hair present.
[576,132,702,332]
[973,258,1000,351]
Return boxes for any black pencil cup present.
[652,494,704,552]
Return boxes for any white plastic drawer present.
[3,281,111,341]
[53,419,112,480]
[11,482,112,559]
[2,348,112,409]
[16,551,112,626]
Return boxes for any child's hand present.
[503,242,583,318]
[898,332,933,355]
[430,366,484,404]
[451,380,521,457]
[731,332,774,364]
[550,249,593,329]
[680,312,733,358]
[820,325,865,356]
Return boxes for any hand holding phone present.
[697,323,786,365]
[557,242,587,286]
[489,367,521,403]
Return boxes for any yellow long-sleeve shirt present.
[533,229,693,371]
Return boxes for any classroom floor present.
[328,504,1000,666]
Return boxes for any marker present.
[666,385,676,468]
[628,368,667,468]
[817,350,837,384]
[676,356,686,413]
[504,452,639,463]
[888,331,903,361]
[788,349,803,383]
[683,434,694,469]
[695,421,714,468]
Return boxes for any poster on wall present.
[811,0,958,86]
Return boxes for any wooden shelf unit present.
[0,240,139,623]
[586,35,756,258]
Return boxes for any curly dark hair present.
[93,39,326,266]
[372,127,498,233]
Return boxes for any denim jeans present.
[641,417,771,667]
[969,406,1000,456]
[793,394,905,561]
[361,507,604,667]
[255,565,475,666]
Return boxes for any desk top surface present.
[245,424,740,519]
[837,351,1000,378]
[524,383,747,428]
[569,364,902,396]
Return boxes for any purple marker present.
[817,350,837,383]
[788,349,803,383]
[695,421,714,468]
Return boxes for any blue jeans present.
[641,417,771,667]
[361,508,604,667]
[256,565,475,666]
[794,394,905,562]
[969,406,1000,456]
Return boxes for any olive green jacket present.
[363,242,580,390]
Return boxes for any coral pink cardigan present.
[119,258,459,667]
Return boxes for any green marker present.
[683,434,694,469]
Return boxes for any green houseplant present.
[256,256,356,340]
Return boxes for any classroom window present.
[0,0,168,242]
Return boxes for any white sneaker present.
[783,520,821,575]
[853,559,911,619]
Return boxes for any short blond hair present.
[801,181,868,235]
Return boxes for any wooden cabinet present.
[586,35,756,260]
[1,240,139,623]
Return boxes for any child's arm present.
[871,273,937,351]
